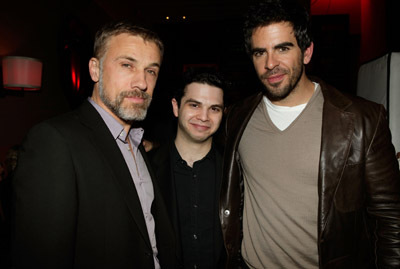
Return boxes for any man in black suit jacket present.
[13,22,176,268]
[150,69,226,268]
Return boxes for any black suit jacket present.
[13,100,176,268]
[149,141,225,268]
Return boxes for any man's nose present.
[131,70,147,91]
[265,53,280,70]
[197,108,209,121]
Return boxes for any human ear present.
[303,42,314,65]
[171,98,179,118]
[89,57,100,82]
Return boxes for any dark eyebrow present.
[185,99,224,110]
[251,42,294,54]
[184,99,223,107]
[184,98,201,105]
[211,104,224,109]
[251,48,266,55]
[274,42,294,49]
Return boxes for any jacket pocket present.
[334,162,365,212]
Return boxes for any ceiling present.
[92,0,252,23]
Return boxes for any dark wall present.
[0,1,69,160]
[0,0,394,160]
[0,0,110,160]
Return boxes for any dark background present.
[0,0,399,159]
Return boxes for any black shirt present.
[172,144,218,269]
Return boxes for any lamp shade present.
[2,56,43,91]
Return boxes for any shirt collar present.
[88,98,144,147]
[171,142,215,166]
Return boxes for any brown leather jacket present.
[219,79,400,268]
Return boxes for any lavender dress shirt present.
[89,98,160,269]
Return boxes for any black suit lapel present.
[167,144,181,237]
[151,143,180,231]
[150,142,182,261]
[77,101,151,248]
[147,142,179,264]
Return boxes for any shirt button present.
[193,204,198,208]
[193,174,197,178]
[193,234,197,240]
[224,209,230,217]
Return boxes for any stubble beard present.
[260,56,304,102]
[98,65,152,122]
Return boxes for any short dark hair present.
[93,21,164,61]
[174,67,226,106]
[244,0,312,55]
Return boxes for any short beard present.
[260,56,304,102]
[98,63,152,121]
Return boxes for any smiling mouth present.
[191,123,210,131]
[266,74,285,84]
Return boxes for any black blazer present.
[13,100,176,268]
[149,141,225,268]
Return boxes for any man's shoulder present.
[27,101,98,140]
[226,92,262,119]
[347,94,383,116]
[148,141,172,167]
[212,142,224,159]
[318,79,384,118]
[229,92,263,111]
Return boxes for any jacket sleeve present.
[364,105,400,268]
[13,122,78,268]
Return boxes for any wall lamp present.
[2,56,43,91]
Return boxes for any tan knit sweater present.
[239,87,324,269]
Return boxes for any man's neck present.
[91,91,132,136]
[174,134,212,168]
[271,75,315,107]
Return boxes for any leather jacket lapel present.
[318,84,355,237]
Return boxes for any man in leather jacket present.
[220,0,400,268]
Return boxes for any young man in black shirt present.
[150,68,225,268]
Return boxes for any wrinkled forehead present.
[101,33,162,61]
[103,33,162,64]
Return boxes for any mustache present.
[260,67,288,79]
[119,90,150,100]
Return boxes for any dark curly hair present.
[244,0,312,55]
